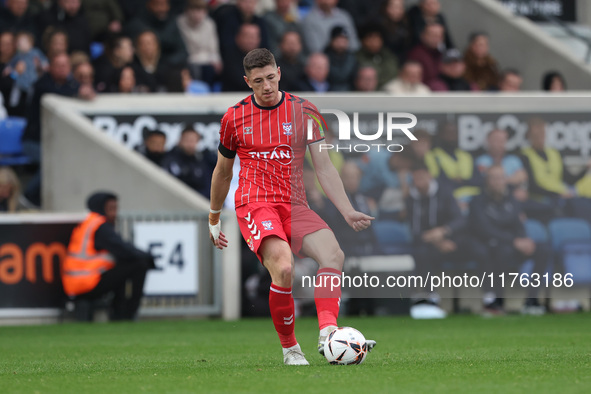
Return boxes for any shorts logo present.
[262,220,273,230]
[244,212,261,240]
[244,127,253,135]
[282,122,292,136]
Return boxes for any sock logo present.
[283,314,294,325]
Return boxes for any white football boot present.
[283,344,310,366]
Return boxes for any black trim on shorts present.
[218,142,237,159]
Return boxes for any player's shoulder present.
[225,94,254,114]
[283,92,319,112]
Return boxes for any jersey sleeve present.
[303,101,326,145]
[218,111,237,159]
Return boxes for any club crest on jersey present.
[244,127,253,135]
[282,122,293,136]
[262,220,274,230]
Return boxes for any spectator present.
[221,23,261,92]
[325,26,356,92]
[371,0,412,63]
[373,149,414,219]
[476,129,527,194]
[542,71,567,91]
[0,32,16,69]
[353,66,378,92]
[406,163,468,319]
[82,0,124,41]
[470,165,549,315]
[326,161,379,256]
[0,31,27,117]
[93,34,134,93]
[355,25,398,89]
[177,0,222,88]
[62,191,155,321]
[124,0,188,66]
[430,122,482,210]
[264,0,303,56]
[0,0,37,37]
[301,0,360,54]
[497,68,522,92]
[21,52,94,205]
[520,117,590,202]
[132,30,170,92]
[407,23,444,86]
[463,32,499,91]
[216,0,270,59]
[297,52,331,92]
[383,60,430,95]
[110,64,146,93]
[37,0,92,54]
[428,48,474,91]
[41,26,68,58]
[276,30,305,92]
[303,160,331,221]
[72,60,95,99]
[408,129,438,173]
[337,0,383,29]
[161,127,217,198]
[0,166,34,212]
[407,0,453,49]
[135,129,167,165]
[5,31,48,99]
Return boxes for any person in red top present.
[208,48,376,365]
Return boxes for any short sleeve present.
[303,102,326,145]
[218,111,237,159]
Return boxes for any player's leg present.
[301,228,344,333]
[300,224,376,355]
[260,236,309,365]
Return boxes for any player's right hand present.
[209,221,228,250]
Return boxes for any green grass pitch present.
[1,314,590,393]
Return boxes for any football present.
[323,327,368,365]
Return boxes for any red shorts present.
[235,202,330,263]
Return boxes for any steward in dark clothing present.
[161,128,217,198]
[469,165,549,313]
[62,192,155,321]
[36,1,92,54]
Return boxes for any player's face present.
[244,65,282,106]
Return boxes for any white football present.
[323,327,368,365]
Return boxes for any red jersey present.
[219,92,324,208]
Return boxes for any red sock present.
[269,283,297,348]
[314,268,342,330]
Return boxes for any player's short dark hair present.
[243,48,276,75]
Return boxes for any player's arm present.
[209,151,234,249]
[309,144,374,232]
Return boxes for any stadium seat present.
[0,117,29,165]
[525,219,549,243]
[548,218,591,285]
[548,218,591,251]
[372,220,412,254]
[90,42,105,60]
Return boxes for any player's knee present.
[271,262,293,286]
[329,246,345,268]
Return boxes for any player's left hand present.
[344,210,375,232]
